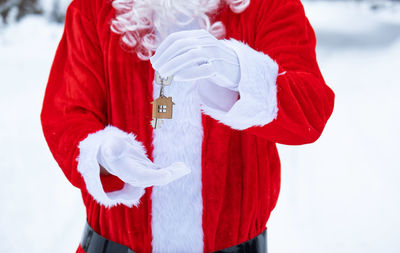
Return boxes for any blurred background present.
[0,0,399,252]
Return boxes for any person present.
[40,0,335,252]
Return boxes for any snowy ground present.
[0,17,85,252]
[0,1,399,253]
[269,2,400,253]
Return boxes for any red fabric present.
[40,0,335,252]
[76,245,84,253]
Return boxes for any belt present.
[81,221,267,253]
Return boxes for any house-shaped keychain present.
[151,96,175,119]
[150,72,174,129]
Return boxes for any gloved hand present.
[150,29,240,91]
[97,135,191,188]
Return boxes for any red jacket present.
[41,0,335,252]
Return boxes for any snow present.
[268,2,400,253]
[0,1,399,252]
[41,0,71,15]
[0,16,84,253]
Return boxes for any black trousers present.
[81,221,267,253]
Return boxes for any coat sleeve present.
[248,0,335,145]
[201,0,335,145]
[40,1,108,190]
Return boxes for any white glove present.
[150,29,241,91]
[97,135,191,188]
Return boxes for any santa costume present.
[40,0,335,252]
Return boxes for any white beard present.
[110,0,250,60]
[110,0,221,59]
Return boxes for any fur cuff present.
[200,39,279,130]
[77,125,146,208]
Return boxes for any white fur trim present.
[200,38,279,130]
[150,20,204,253]
[151,79,204,252]
[77,125,146,208]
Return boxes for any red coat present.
[40,0,335,252]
